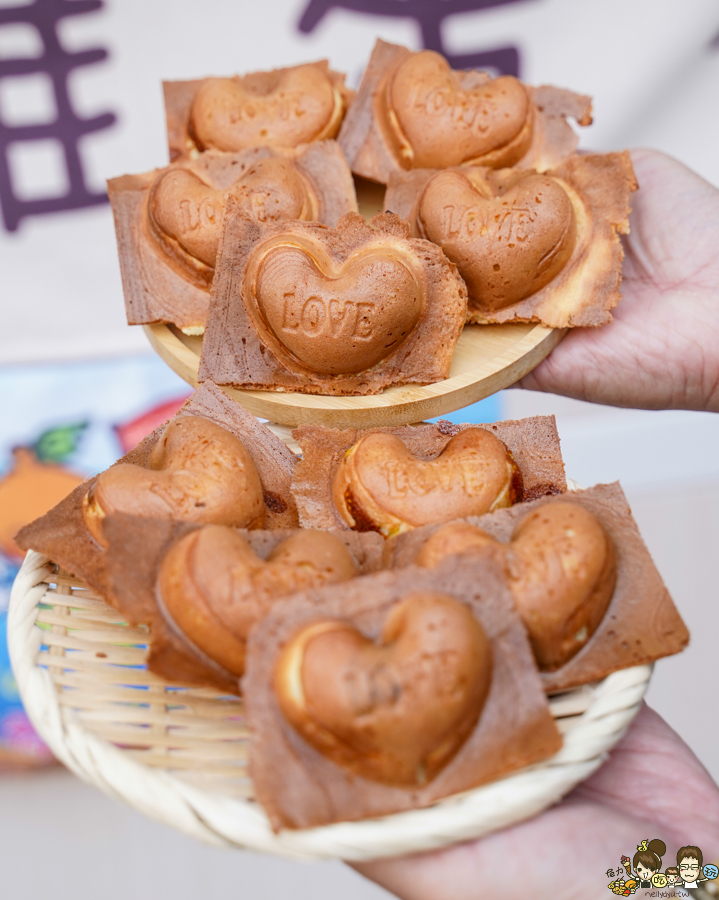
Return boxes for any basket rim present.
[8,549,652,861]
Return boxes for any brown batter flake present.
[385,152,637,328]
[291,416,567,530]
[198,209,468,395]
[101,515,385,694]
[14,382,299,600]
[385,482,690,692]
[244,554,562,830]
[109,142,357,331]
[338,39,592,186]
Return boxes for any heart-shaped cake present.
[82,416,264,546]
[201,210,467,394]
[384,51,532,169]
[157,526,357,677]
[189,64,344,152]
[147,158,316,284]
[332,430,520,535]
[274,590,492,785]
[417,169,577,311]
[250,243,424,375]
[416,502,617,669]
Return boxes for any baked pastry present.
[384,152,637,327]
[109,142,357,333]
[15,382,299,600]
[82,415,265,547]
[291,416,566,532]
[414,503,616,670]
[103,515,384,693]
[158,526,358,678]
[198,209,467,395]
[338,39,592,185]
[386,482,690,691]
[164,61,353,160]
[275,589,492,786]
[244,553,562,829]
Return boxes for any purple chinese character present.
[298,0,540,76]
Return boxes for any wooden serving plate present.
[144,321,564,429]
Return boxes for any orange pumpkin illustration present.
[0,445,84,560]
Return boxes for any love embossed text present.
[440,203,536,244]
[407,83,504,132]
[279,293,375,341]
[342,650,463,716]
[377,456,496,498]
[178,195,220,233]
[253,244,424,375]
[177,189,284,233]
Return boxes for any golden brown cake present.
[198,210,468,395]
[385,152,637,327]
[385,482,690,692]
[164,61,353,160]
[244,553,562,829]
[414,504,616,670]
[81,414,265,547]
[330,428,521,536]
[338,39,592,185]
[15,382,299,600]
[102,515,384,693]
[291,416,567,532]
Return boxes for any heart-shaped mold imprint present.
[333,429,520,536]
[416,502,617,670]
[417,169,576,311]
[190,65,343,152]
[82,416,265,546]
[249,242,424,375]
[157,526,357,678]
[385,51,532,169]
[148,158,316,282]
[275,590,493,785]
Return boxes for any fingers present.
[349,706,719,900]
[574,704,719,853]
[513,324,644,408]
[351,800,659,900]
[515,149,719,412]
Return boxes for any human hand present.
[517,149,719,412]
[352,704,719,900]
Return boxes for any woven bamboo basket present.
[8,543,652,860]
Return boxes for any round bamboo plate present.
[9,549,651,861]
[144,321,565,429]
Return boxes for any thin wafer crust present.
[199,209,467,395]
[385,152,637,328]
[338,39,592,185]
[386,482,690,692]
[14,383,299,601]
[102,515,385,694]
[109,142,357,330]
[245,554,562,830]
[291,416,567,530]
